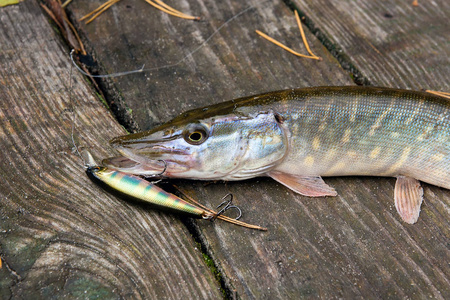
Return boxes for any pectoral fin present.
[268,171,337,197]
[394,176,423,224]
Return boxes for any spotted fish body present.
[106,86,450,224]
[269,87,450,188]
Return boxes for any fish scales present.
[271,87,450,188]
[107,86,450,223]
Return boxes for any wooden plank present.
[293,0,450,90]
[64,0,449,298]
[0,1,223,298]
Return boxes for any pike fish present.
[105,86,450,224]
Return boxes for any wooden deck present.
[1,0,449,298]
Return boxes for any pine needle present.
[149,0,200,20]
[256,9,321,60]
[61,0,73,8]
[425,90,450,99]
[80,0,121,24]
[256,30,320,60]
[80,0,199,24]
[294,10,320,59]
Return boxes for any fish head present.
[107,107,289,180]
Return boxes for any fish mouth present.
[109,129,182,147]
[104,143,191,176]
[102,155,165,176]
[108,126,197,177]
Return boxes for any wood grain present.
[0,1,222,298]
[293,0,450,90]
[68,0,449,298]
[1,0,448,299]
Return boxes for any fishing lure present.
[82,151,267,230]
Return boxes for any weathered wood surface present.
[1,0,449,299]
[294,0,450,89]
[0,1,222,299]
[69,0,450,298]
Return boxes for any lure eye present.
[183,124,209,145]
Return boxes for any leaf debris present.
[0,0,20,8]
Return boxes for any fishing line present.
[69,49,86,166]
[71,2,267,78]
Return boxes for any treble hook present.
[214,193,242,220]
[157,159,168,176]
[143,159,168,180]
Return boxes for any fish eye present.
[189,131,203,141]
[183,124,209,145]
